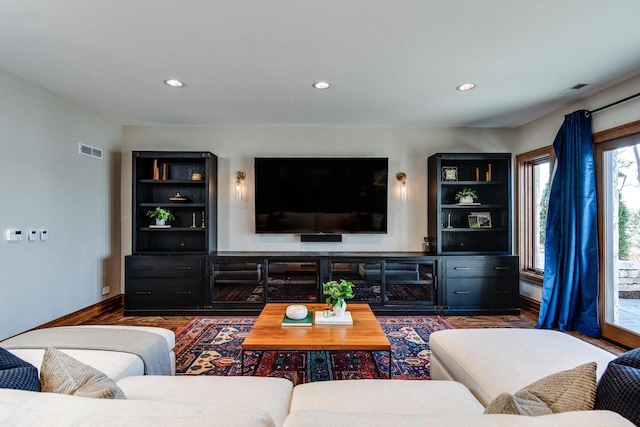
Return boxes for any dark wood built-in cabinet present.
[125,151,520,316]
[428,153,512,254]
[132,151,217,254]
[427,153,519,314]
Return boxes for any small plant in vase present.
[146,207,175,226]
[323,279,355,317]
[455,188,478,204]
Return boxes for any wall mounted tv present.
[254,157,388,234]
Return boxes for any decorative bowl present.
[285,304,308,320]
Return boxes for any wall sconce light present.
[235,171,246,200]
[396,172,407,201]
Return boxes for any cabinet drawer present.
[127,258,202,278]
[126,279,202,308]
[445,257,517,277]
[446,278,519,308]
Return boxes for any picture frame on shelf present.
[468,215,480,228]
[472,211,492,228]
[442,166,458,181]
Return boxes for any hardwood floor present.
[65,303,628,356]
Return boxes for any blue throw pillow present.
[594,347,640,425]
[0,346,40,391]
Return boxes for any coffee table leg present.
[240,349,245,375]
[388,350,392,379]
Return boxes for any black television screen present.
[254,157,388,234]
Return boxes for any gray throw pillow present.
[40,347,126,399]
[484,362,597,416]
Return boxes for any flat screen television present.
[254,157,388,234]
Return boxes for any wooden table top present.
[242,303,391,351]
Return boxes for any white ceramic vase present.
[333,298,347,317]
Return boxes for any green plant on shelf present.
[455,187,478,202]
[146,207,175,222]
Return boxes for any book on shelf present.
[314,311,353,325]
[281,312,313,327]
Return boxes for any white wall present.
[0,70,122,340]
[122,126,515,254]
[514,74,640,301]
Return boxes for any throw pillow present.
[484,362,597,416]
[594,347,640,426]
[0,347,40,391]
[40,347,125,399]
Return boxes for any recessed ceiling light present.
[163,79,185,88]
[312,81,330,90]
[456,83,476,91]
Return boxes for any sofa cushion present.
[40,347,125,399]
[289,379,484,415]
[0,347,40,391]
[484,362,596,416]
[283,410,634,427]
[594,347,640,425]
[0,388,275,427]
[117,375,292,427]
[429,328,616,406]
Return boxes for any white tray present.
[314,311,353,325]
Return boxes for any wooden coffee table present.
[241,303,392,378]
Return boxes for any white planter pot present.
[155,219,166,226]
[460,196,474,204]
[333,299,347,317]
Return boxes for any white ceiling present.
[2,0,640,128]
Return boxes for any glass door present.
[596,132,640,348]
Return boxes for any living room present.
[2,1,640,339]
[0,0,640,425]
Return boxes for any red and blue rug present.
[174,315,452,385]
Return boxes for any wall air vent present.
[78,143,103,160]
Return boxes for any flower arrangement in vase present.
[322,279,355,316]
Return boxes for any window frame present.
[593,119,640,348]
[516,146,555,285]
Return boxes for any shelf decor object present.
[442,166,458,181]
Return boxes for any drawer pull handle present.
[454,267,470,270]
[454,291,470,294]
[177,267,193,271]
[135,291,152,295]
[494,290,510,294]
[176,291,192,295]
[494,266,510,270]
[137,266,152,270]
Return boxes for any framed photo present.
[468,215,480,228]
[442,166,458,181]
[472,211,492,228]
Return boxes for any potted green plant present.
[146,207,175,226]
[455,187,478,204]
[323,279,355,316]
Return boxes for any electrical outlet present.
[102,286,110,296]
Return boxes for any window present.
[516,147,554,284]
[594,120,640,348]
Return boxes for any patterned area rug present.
[174,315,452,385]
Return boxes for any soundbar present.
[300,234,342,242]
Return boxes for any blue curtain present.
[536,110,600,337]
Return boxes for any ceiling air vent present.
[559,83,589,95]
[78,143,103,160]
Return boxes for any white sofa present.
[0,326,633,426]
